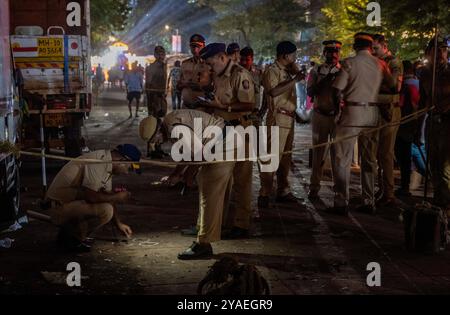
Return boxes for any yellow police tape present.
[11,106,432,167]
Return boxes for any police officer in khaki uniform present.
[330,33,383,215]
[177,43,256,259]
[162,35,212,195]
[240,46,263,115]
[145,46,168,117]
[418,36,450,215]
[307,40,342,199]
[372,34,403,207]
[178,34,213,108]
[258,41,305,208]
[46,145,142,252]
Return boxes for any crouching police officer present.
[46,145,142,252]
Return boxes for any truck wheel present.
[0,156,22,228]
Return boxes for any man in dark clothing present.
[395,60,420,196]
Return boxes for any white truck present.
[9,0,92,157]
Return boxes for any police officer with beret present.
[258,41,305,208]
[307,40,342,200]
[177,43,256,259]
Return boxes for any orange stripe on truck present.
[15,63,78,69]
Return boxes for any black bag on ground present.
[197,256,271,295]
[402,202,448,253]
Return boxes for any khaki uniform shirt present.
[420,62,450,114]
[307,62,341,113]
[213,61,256,121]
[333,50,382,103]
[180,57,212,105]
[46,150,113,203]
[163,109,225,137]
[263,61,297,112]
[263,60,297,128]
[145,61,167,93]
[163,109,226,160]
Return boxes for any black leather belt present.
[225,114,253,126]
[372,102,400,107]
[345,101,378,106]
[314,108,337,117]
[277,108,296,118]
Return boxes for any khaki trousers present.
[333,105,379,207]
[146,92,167,117]
[222,161,253,230]
[50,200,114,241]
[197,161,235,244]
[310,111,337,193]
[259,123,294,197]
[197,160,253,243]
[377,106,401,198]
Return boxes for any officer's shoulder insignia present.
[242,80,250,90]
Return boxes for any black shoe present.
[84,237,95,245]
[71,242,92,253]
[57,229,91,253]
[276,193,304,203]
[222,227,250,240]
[325,206,349,216]
[356,204,377,215]
[178,242,213,260]
[395,188,412,197]
[180,226,198,237]
[258,196,270,208]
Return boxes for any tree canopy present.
[317,0,449,61]
[200,0,310,57]
[90,0,131,54]
[90,0,449,62]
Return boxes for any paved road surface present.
[1,87,449,295]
